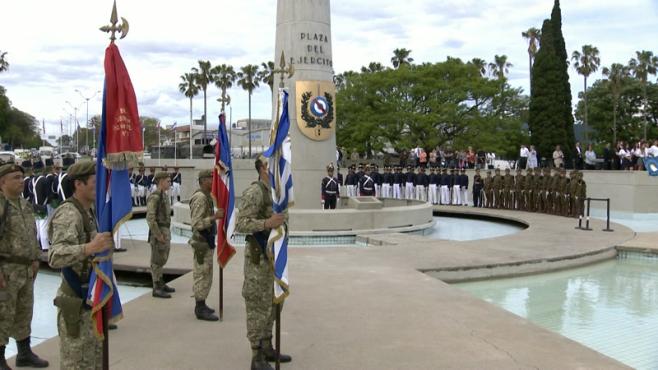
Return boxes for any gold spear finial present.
[99,0,130,42]
[273,51,295,88]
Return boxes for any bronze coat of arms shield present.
[295,80,336,141]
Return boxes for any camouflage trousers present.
[57,304,102,369]
[150,227,171,287]
[242,241,276,347]
[0,263,34,345]
[193,247,213,300]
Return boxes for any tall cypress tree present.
[529,20,568,163]
[551,0,575,163]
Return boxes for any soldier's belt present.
[0,255,36,265]
[157,223,171,228]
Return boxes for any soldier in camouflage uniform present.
[492,168,503,209]
[236,156,291,370]
[188,170,221,321]
[48,161,113,370]
[147,172,175,299]
[575,171,587,218]
[525,168,535,212]
[0,164,49,369]
[514,168,525,211]
[535,168,546,213]
[558,169,570,217]
[568,170,579,218]
[483,170,494,208]
[502,168,514,209]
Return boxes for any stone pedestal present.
[274,0,335,210]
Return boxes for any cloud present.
[442,39,465,49]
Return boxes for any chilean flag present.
[212,113,236,267]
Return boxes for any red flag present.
[103,43,143,168]
[211,114,236,268]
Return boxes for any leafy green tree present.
[336,59,527,157]
[391,48,414,69]
[212,64,237,112]
[0,51,8,73]
[522,27,541,92]
[237,64,260,157]
[191,60,213,140]
[572,45,601,142]
[178,72,199,130]
[0,86,41,148]
[602,63,630,144]
[629,50,658,140]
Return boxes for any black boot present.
[15,337,48,368]
[195,301,219,321]
[200,301,215,314]
[250,344,273,370]
[159,280,175,293]
[152,282,171,299]
[0,345,12,370]
[262,337,292,363]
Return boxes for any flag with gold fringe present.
[88,42,142,339]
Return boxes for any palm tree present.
[211,64,237,112]
[571,45,601,143]
[521,27,541,92]
[360,62,385,73]
[237,64,260,157]
[178,72,199,158]
[468,58,487,77]
[257,61,276,94]
[0,50,8,73]
[629,50,658,140]
[602,63,629,145]
[191,60,213,142]
[488,54,513,81]
[391,48,414,69]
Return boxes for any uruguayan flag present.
[263,89,294,302]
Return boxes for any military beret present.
[0,163,24,179]
[198,169,213,179]
[67,161,96,180]
[21,160,32,168]
[33,161,44,170]
[154,171,170,182]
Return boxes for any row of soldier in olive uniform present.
[129,165,182,207]
[472,167,587,217]
[323,164,470,208]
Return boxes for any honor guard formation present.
[324,162,587,218]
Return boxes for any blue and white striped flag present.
[263,89,294,303]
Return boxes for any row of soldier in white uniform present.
[18,158,183,251]
[321,164,471,208]
[129,164,182,207]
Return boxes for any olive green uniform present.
[503,172,514,209]
[492,172,503,209]
[0,195,40,347]
[188,189,215,301]
[483,174,494,208]
[514,173,525,210]
[146,189,171,289]
[48,199,102,370]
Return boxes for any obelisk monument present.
[274,0,336,210]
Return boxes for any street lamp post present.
[65,101,82,154]
[76,89,100,154]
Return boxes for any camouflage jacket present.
[515,175,525,191]
[236,181,273,235]
[492,175,503,189]
[146,189,171,240]
[577,180,587,198]
[483,176,493,191]
[188,189,215,248]
[48,199,98,297]
[503,174,514,190]
[0,194,40,262]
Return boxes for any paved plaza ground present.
[19,207,645,369]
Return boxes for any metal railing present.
[575,197,613,232]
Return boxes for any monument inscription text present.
[290,32,333,67]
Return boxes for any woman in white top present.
[618,143,631,170]
[585,144,597,170]
[527,145,538,169]
[552,145,564,168]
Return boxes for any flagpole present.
[174,125,177,166]
[102,306,109,370]
[219,112,224,321]
[158,124,161,167]
[275,303,281,370]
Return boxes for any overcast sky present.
[1,0,657,138]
